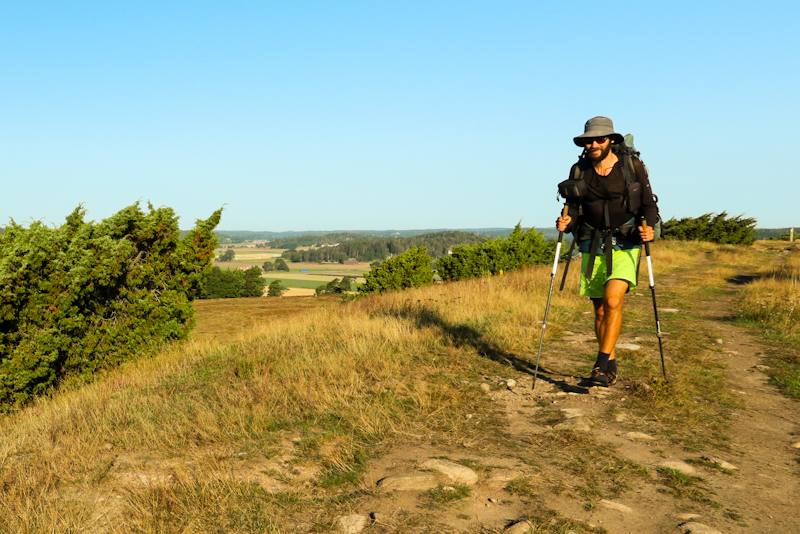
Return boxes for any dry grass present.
[0,265,571,532]
[732,246,800,398]
[735,249,800,340]
[0,241,789,532]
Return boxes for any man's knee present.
[604,293,624,311]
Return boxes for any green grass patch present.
[656,467,720,506]
[420,485,471,509]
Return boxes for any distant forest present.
[212,227,521,244]
[280,231,487,262]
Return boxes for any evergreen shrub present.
[662,212,757,245]
[358,247,434,294]
[0,203,221,408]
[436,224,556,282]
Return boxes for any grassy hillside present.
[0,241,797,532]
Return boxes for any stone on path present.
[560,408,583,418]
[703,456,738,471]
[336,514,368,534]
[675,513,703,521]
[658,460,699,476]
[624,431,655,441]
[790,441,800,449]
[480,383,492,392]
[617,343,641,351]
[421,459,479,486]
[377,471,438,492]
[598,499,633,513]
[677,522,723,534]
[553,416,593,432]
[504,520,533,533]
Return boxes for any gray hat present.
[573,116,624,147]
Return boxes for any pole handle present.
[562,205,569,218]
[641,219,652,256]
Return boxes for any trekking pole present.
[642,221,668,382]
[559,234,577,291]
[532,205,568,391]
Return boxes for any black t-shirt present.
[565,156,658,232]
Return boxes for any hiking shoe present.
[589,367,617,387]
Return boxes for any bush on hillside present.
[358,247,434,294]
[662,212,757,245]
[316,276,354,296]
[436,223,556,282]
[201,266,266,298]
[0,203,221,408]
[267,280,288,297]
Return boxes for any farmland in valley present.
[213,245,372,295]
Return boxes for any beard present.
[588,143,612,162]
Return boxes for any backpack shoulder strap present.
[621,153,636,185]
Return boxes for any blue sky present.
[1,1,796,231]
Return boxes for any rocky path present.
[348,261,800,533]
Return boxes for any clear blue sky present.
[2,1,796,231]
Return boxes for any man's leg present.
[596,279,629,356]
[589,279,629,385]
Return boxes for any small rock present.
[505,379,517,388]
[488,497,499,503]
[555,392,568,397]
[703,457,738,471]
[421,458,480,486]
[337,514,368,534]
[659,460,699,476]
[675,513,702,521]
[791,441,800,449]
[504,521,533,534]
[553,416,593,432]
[754,364,771,371]
[617,343,641,351]
[377,472,438,492]
[560,408,583,418]
[103,443,114,450]
[598,499,633,513]
[677,522,723,534]
[614,413,629,423]
[370,512,386,524]
[480,383,492,392]
[624,431,655,441]
[659,308,680,313]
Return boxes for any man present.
[556,116,658,386]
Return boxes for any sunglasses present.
[583,136,609,145]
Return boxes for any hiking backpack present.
[557,134,661,278]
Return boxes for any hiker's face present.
[585,137,612,162]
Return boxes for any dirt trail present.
[362,259,800,533]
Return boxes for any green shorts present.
[579,248,640,299]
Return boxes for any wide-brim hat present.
[573,116,625,147]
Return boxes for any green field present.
[262,277,330,290]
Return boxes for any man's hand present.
[556,215,571,232]
[638,225,654,242]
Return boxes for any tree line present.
[281,231,486,263]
